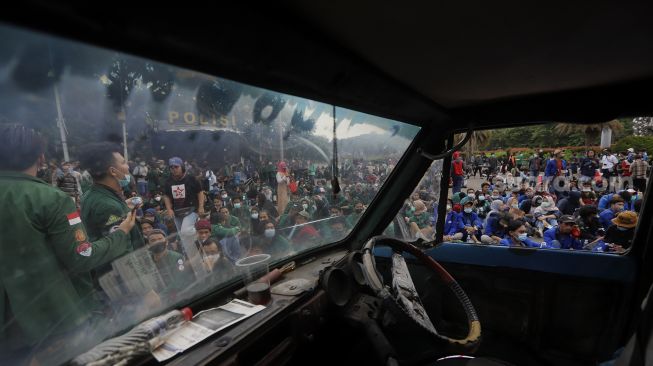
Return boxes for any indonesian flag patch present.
[75,242,92,257]
[67,212,82,226]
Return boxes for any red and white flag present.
[67,212,82,226]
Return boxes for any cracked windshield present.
[391,121,647,253]
[0,25,419,365]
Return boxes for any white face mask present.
[221,194,228,199]
[464,207,473,214]
[467,194,475,199]
[446,205,452,211]
[518,233,528,241]
[478,195,485,201]
[234,203,241,209]
[251,213,259,219]
[302,203,309,210]
[154,196,161,202]
[206,254,220,262]
[264,228,275,238]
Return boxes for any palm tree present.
[454,130,493,157]
[553,120,623,147]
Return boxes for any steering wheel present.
[360,236,481,353]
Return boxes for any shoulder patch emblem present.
[74,229,86,242]
[67,212,82,226]
[75,242,93,257]
[106,215,122,226]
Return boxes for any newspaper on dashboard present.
[152,299,266,362]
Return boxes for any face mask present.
[302,203,309,210]
[251,213,259,219]
[264,228,276,238]
[478,195,485,201]
[154,196,161,202]
[149,241,166,254]
[221,194,228,199]
[464,208,473,213]
[234,203,241,209]
[446,205,452,211]
[67,167,74,173]
[206,254,221,262]
[617,226,629,231]
[467,194,475,200]
[491,195,500,200]
[512,204,519,209]
[518,233,528,241]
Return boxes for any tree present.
[553,120,624,146]
[455,130,493,156]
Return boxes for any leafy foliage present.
[613,136,653,153]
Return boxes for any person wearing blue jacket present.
[458,197,483,243]
[599,194,625,230]
[499,220,549,248]
[544,150,567,191]
[543,215,584,249]
[481,202,509,244]
[443,205,464,241]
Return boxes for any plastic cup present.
[235,254,272,305]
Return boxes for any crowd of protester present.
[35,151,398,294]
[405,148,649,253]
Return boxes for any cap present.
[195,219,211,231]
[460,197,474,206]
[559,215,576,224]
[612,211,638,228]
[169,157,183,167]
[628,148,635,153]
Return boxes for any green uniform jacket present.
[80,184,145,308]
[0,172,131,346]
[81,184,144,248]
[409,211,432,229]
[211,215,241,240]
[155,250,195,297]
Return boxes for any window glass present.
[0,24,420,364]
[392,121,647,254]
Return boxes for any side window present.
[384,159,443,241]
[393,120,650,254]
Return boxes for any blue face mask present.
[117,172,131,188]
[118,174,131,188]
[617,226,630,231]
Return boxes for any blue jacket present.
[499,236,547,248]
[544,158,567,177]
[484,212,505,237]
[598,194,612,210]
[459,211,483,230]
[599,208,618,230]
[543,227,583,249]
[445,211,464,236]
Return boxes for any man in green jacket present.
[211,206,242,240]
[79,143,146,307]
[0,124,136,365]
